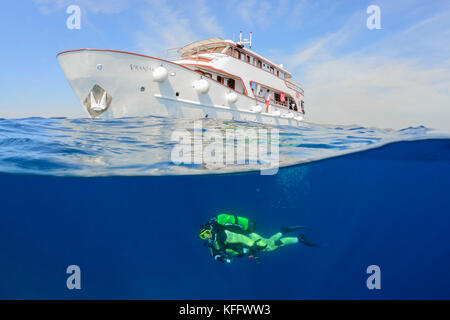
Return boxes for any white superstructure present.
[57,35,306,126]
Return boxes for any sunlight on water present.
[0,116,447,176]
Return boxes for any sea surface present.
[0,116,449,299]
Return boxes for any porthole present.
[140,86,145,92]
[96,64,103,71]
[175,92,179,97]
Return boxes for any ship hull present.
[57,49,303,126]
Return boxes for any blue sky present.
[0,0,449,130]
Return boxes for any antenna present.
[237,31,252,48]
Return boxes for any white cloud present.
[33,0,130,14]
[133,0,197,56]
[193,0,224,37]
[34,0,225,57]
[133,0,224,56]
[233,0,272,29]
[286,8,450,131]
[32,0,131,34]
[290,34,333,66]
[304,56,450,130]
[231,0,308,30]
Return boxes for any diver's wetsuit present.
[208,221,299,262]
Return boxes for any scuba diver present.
[199,214,324,264]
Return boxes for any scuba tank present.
[214,213,256,234]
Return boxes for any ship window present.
[288,97,297,111]
[196,70,212,78]
[257,60,262,68]
[227,78,235,90]
[247,55,250,63]
[250,81,256,94]
[217,75,224,84]
[277,70,279,77]
[274,92,280,102]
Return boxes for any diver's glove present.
[214,255,231,263]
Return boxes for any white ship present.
[57,33,306,126]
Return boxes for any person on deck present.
[264,89,271,113]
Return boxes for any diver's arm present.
[209,245,231,263]
[212,248,231,263]
[214,255,231,263]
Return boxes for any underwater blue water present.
[0,117,449,299]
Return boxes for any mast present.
[237,31,252,48]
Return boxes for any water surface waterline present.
[0,116,446,176]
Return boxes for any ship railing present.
[166,47,205,61]
[255,97,298,111]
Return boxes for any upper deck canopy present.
[178,38,224,56]
[177,38,292,78]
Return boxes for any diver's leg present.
[248,233,296,252]
[249,233,304,252]
[254,233,285,252]
[278,237,299,246]
[269,235,299,250]
[248,233,324,252]
[248,233,270,251]
[269,232,283,242]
